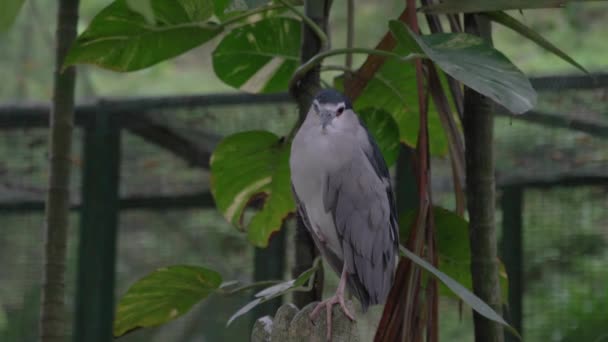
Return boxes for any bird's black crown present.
[314,89,353,109]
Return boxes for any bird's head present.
[310,89,354,131]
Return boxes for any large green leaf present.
[114,265,222,337]
[126,0,156,24]
[419,0,599,13]
[0,0,26,32]
[400,207,508,300]
[482,11,587,74]
[400,246,519,338]
[390,20,537,114]
[227,257,320,325]
[357,108,400,167]
[212,17,301,93]
[338,47,448,156]
[210,131,295,247]
[64,0,222,71]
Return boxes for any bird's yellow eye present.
[336,106,345,116]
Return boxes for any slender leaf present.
[0,0,26,32]
[210,131,295,247]
[400,207,509,300]
[399,246,520,338]
[213,17,301,93]
[419,0,598,13]
[64,0,221,71]
[427,66,466,215]
[390,21,536,114]
[227,258,320,325]
[357,108,401,167]
[482,11,587,74]
[114,265,222,337]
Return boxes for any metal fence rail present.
[0,74,606,341]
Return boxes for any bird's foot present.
[309,293,356,341]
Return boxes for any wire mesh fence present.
[0,76,607,341]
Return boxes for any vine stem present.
[345,0,355,68]
[218,1,328,51]
[289,47,423,93]
[276,0,329,49]
[219,3,284,27]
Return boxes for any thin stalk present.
[345,0,355,69]
[277,0,328,49]
[220,3,284,27]
[344,7,410,100]
[40,0,80,341]
[290,47,421,91]
[463,14,504,342]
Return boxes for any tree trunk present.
[463,14,504,342]
[40,1,79,341]
[291,0,331,308]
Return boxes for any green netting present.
[1,88,607,341]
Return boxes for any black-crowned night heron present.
[290,89,399,339]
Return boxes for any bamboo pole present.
[40,0,80,341]
[463,14,505,342]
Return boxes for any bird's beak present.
[320,110,332,129]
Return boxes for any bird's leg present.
[309,266,355,340]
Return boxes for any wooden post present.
[73,111,121,342]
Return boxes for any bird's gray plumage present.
[290,89,399,311]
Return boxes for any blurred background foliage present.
[1,0,607,341]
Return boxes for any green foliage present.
[357,108,400,166]
[64,0,222,71]
[337,45,448,156]
[400,207,509,300]
[227,257,320,325]
[399,245,519,338]
[390,21,537,114]
[0,0,26,32]
[540,282,608,341]
[212,18,301,93]
[52,1,601,339]
[113,265,222,337]
[483,11,587,74]
[210,131,295,247]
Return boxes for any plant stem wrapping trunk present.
[463,14,505,342]
[291,0,331,308]
[40,1,79,341]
